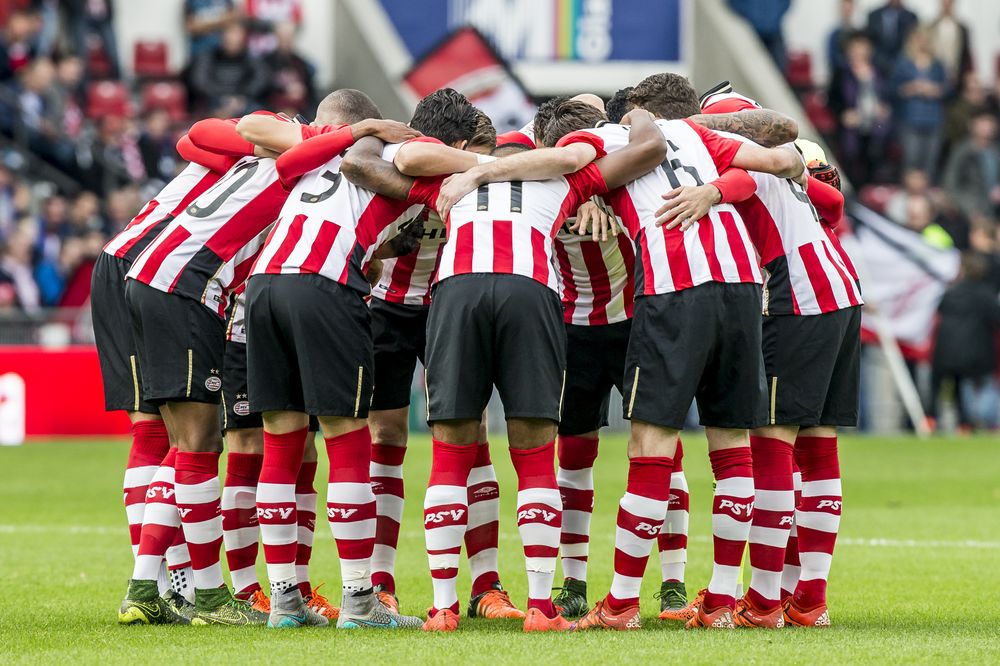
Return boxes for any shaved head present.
[315,88,381,126]
[571,93,605,112]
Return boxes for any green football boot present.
[190,587,268,626]
[162,589,196,622]
[553,578,589,618]
[118,579,189,625]
[657,581,688,613]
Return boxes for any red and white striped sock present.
[295,460,318,597]
[793,435,842,609]
[370,444,406,594]
[123,420,170,558]
[658,439,688,583]
[165,527,193,601]
[222,451,264,598]
[425,440,478,614]
[132,447,181,583]
[174,450,224,591]
[510,441,562,618]
[466,441,501,597]
[745,436,795,611]
[326,426,377,592]
[703,447,754,611]
[257,428,307,598]
[781,463,803,600]
[607,456,673,610]
[556,435,599,583]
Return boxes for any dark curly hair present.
[409,88,479,146]
[629,73,700,120]
[606,86,635,124]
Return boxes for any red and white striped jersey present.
[409,167,606,292]
[370,210,447,306]
[561,120,762,296]
[496,120,537,149]
[251,143,423,294]
[726,136,863,315]
[126,155,286,317]
[103,163,222,264]
[226,284,247,344]
[552,223,635,325]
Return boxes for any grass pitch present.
[2,433,999,664]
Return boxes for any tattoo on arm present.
[689,110,799,147]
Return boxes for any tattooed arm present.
[688,109,798,147]
[340,136,415,201]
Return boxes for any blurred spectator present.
[185,0,238,59]
[927,0,972,94]
[890,28,948,178]
[58,228,102,306]
[67,191,104,236]
[8,57,76,170]
[51,55,85,139]
[0,8,39,81]
[968,218,1000,291]
[244,0,303,56]
[827,0,858,76]
[828,32,892,184]
[886,167,930,224]
[105,187,140,236]
[944,72,987,153]
[188,21,271,113]
[866,0,918,76]
[138,109,179,184]
[64,0,120,79]
[933,192,972,249]
[0,164,29,240]
[927,252,1000,432]
[34,193,68,264]
[943,112,1000,218]
[0,224,40,311]
[727,0,791,71]
[34,234,82,306]
[985,73,1000,120]
[264,22,316,114]
[83,115,146,194]
[903,193,953,248]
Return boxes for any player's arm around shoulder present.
[339,135,417,202]
[688,109,799,147]
[392,138,480,177]
[592,109,667,190]
[732,142,805,182]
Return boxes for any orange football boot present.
[304,584,340,620]
[422,608,460,632]
[685,603,735,629]
[468,586,525,619]
[247,588,271,614]
[733,597,785,628]
[659,587,704,622]
[523,607,572,632]
[783,597,831,627]
[572,599,641,631]
[376,589,399,613]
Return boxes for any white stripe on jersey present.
[553,221,634,326]
[370,211,447,306]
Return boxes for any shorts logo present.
[205,376,222,392]
[234,400,250,416]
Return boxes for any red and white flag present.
[840,202,960,360]
[402,26,536,132]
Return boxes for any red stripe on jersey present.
[580,240,612,325]
[454,224,474,274]
[385,251,418,303]
[204,182,286,261]
[617,233,636,318]
[827,228,859,280]
[821,241,861,307]
[697,217,724,282]
[719,211,757,282]
[265,214,307,274]
[301,221,342,275]
[663,227,694,290]
[798,242,838,312]
[171,169,223,216]
[734,194,783,266]
[553,238,578,322]
[135,225,192,286]
[492,221,513,273]
[530,227,548,285]
[640,233,656,294]
[112,200,160,259]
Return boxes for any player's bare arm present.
[339,136,416,201]
[689,109,798,148]
[731,143,805,182]
[237,115,419,155]
[393,142,481,177]
[373,217,425,259]
[592,109,668,190]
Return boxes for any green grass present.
[2,434,999,664]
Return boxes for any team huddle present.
[93,71,861,632]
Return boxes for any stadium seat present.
[141,81,187,122]
[86,40,114,79]
[785,51,813,90]
[802,91,837,136]
[86,80,131,119]
[134,41,170,79]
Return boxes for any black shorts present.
[623,282,767,430]
[246,273,373,418]
[762,306,861,427]
[124,279,226,405]
[559,320,632,436]
[425,274,566,423]
[222,341,262,431]
[370,299,428,411]
[91,253,158,414]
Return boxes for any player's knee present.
[507,417,556,449]
[225,428,264,454]
[369,411,409,447]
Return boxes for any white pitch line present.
[1,525,998,550]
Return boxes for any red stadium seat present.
[785,51,813,90]
[802,91,837,136]
[858,184,898,215]
[134,41,170,78]
[86,80,131,119]
[86,40,113,80]
[141,81,187,123]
